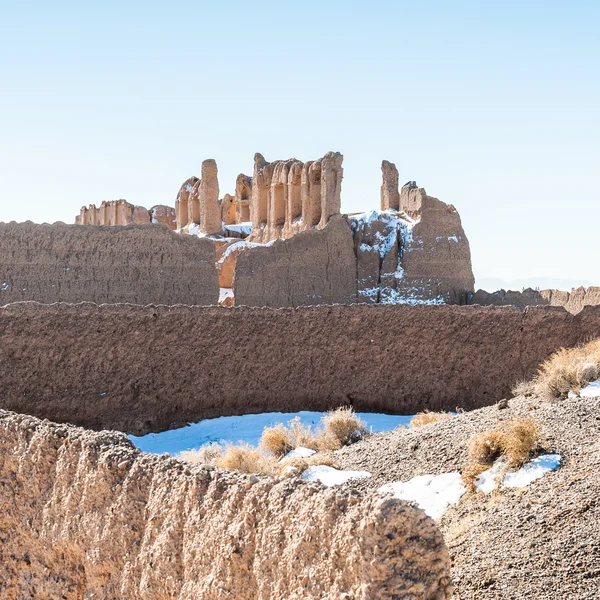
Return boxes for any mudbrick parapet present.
[0,409,452,600]
[0,222,218,305]
[77,199,176,229]
[1,303,599,435]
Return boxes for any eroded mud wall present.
[0,222,219,306]
[1,303,599,435]
[234,216,358,307]
[0,410,452,600]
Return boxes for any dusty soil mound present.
[336,395,600,599]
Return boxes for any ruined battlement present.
[77,199,176,230]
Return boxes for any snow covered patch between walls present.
[379,473,466,520]
[302,465,371,487]
[475,454,562,494]
[129,411,413,456]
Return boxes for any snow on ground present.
[379,473,466,520]
[225,222,252,236]
[579,379,600,398]
[129,411,413,456]
[476,454,562,493]
[302,465,371,487]
[281,446,316,461]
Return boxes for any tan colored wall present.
[1,303,599,436]
[0,222,219,306]
[234,215,358,308]
[0,409,452,600]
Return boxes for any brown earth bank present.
[336,395,600,599]
[0,409,452,600]
[0,221,219,306]
[1,302,600,435]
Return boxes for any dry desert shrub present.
[181,407,367,476]
[178,442,224,465]
[409,410,452,428]
[463,416,541,490]
[259,423,293,457]
[511,379,536,398]
[214,443,278,475]
[320,406,367,447]
[532,337,600,400]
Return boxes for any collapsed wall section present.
[1,303,599,435]
[0,409,452,600]
[0,222,219,306]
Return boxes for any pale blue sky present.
[1,1,598,290]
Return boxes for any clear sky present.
[1,0,598,290]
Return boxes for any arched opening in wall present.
[273,184,285,226]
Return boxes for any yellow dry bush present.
[259,423,293,457]
[409,411,452,428]
[178,442,223,465]
[320,406,367,447]
[463,417,541,490]
[511,379,536,398]
[533,337,600,400]
[287,416,320,450]
[214,443,278,475]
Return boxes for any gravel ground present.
[336,395,600,599]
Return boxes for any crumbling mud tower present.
[248,151,343,243]
[348,161,475,305]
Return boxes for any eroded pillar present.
[381,160,399,211]
[301,161,322,228]
[200,159,221,235]
[319,151,343,228]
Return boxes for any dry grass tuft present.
[178,442,224,465]
[511,379,536,398]
[214,443,278,475]
[409,410,452,428]
[287,417,320,450]
[179,406,367,477]
[463,416,541,490]
[532,337,600,400]
[259,423,293,457]
[320,407,367,447]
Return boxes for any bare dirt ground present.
[336,395,600,599]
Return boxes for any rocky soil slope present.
[337,395,600,599]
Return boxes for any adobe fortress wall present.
[0,409,452,600]
[0,222,219,306]
[0,302,599,435]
